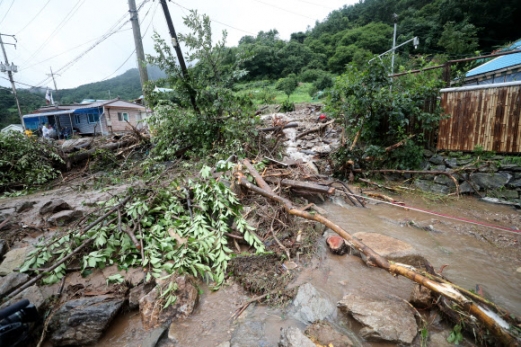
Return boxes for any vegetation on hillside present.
[0,88,45,129]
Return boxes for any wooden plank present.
[510,87,521,152]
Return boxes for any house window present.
[88,113,100,124]
[117,112,129,121]
[74,115,81,124]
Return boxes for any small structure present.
[464,40,521,86]
[22,98,146,136]
[0,124,24,134]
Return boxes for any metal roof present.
[466,40,521,78]
[23,109,75,119]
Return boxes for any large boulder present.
[338,294,417,344]
[279,327,315,347]
[290,283,335,324]
[40,199,72,215]
[414,179,451,195]
[0,272,29,296]
[47,210,83,226]
[353,232,427,267]
[1,285,46,311]
[49,295,124,346]
[0,247,28,276]
[470,172,512,190]
[140,276,198,330]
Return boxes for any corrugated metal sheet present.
[466,39,521,78]
[437,82,521,153]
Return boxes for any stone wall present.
[414,150,521,204]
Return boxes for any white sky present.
[0,0,355,90]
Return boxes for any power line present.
[23,0,86,65]
[15,0,52,35]
[0,0,15,26]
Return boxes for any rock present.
[140,276,198,330]
[487,189,519,200]
[470,172,512,190]
[129,282,155,310]
[427,330,455,347]
[478,163,498,173]
[353,232,427,267]
[304,161,319,175]
[459,181,480,194]
[279,327,315,347]
[40,199,71,215]
[141,326,167,347]
[457,158,474,166]
[0,247,28,275]
[326,234,348,255]
[305,321,354,347]
[291,283,335,324]
[433,175,456,187]
[444,158,458,168]
[0,272,29,296]
[230,321,268,347]
[15,201,36,213]
[507,178,521,188]
[0,239,6,258]
[414,179,450,195]
[62,138,92,152]
[428,154,444,165]
[49,295,124,346]
[47,210,83,226]
[430,164,447,171]
[338,294,417,344]
[2,285,45,311]
[410,284,433,309]
[517,267,521,274]
[423,149,434,157]
[216,342,231,347]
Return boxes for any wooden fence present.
[437,81,521,153]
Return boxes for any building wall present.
[438,82,521,153]
[104,106,145,133]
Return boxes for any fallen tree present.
[236,159,520,346]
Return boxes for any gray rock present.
[62,138,92,153]
[230,321,268,347]
[140,276,198,330]
[487,189,519,200]
[457,158,474,166]
[499,163,520,170]
[459,181,480,194]
[0,247,28,275]
[40,199,71,215]
[353,232,427,267]
[470,172,512,190]
[15,201,36,213]
[430,164,448,171]
[142,326,167,347]
[129,282,154,310]
[433,175,456,187]
[0,239,6,258]
[444,158,458,168]
[279,327,315,347]
[338,294,417,344]
[423,149,434,157]
[216,342,231,347]
[305,321,355,347]
[414,179,451,195]
[409,284,433,309]
[478,163,498,173]
[49,295,124,346]
[0,272,29,296]
[507,178,521,188]
[47,210,83,226]
[291,283,335,324]
[428,155,444,165]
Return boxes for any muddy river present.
[95,193,521,347]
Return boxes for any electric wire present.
[15,0,52,35]
[0,0,14,26]
[23,0,86,65]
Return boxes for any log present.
[385,135,415,152]
[258,122,298,132]
[296,120,334,139]
[326,235,349,255]
[235,160,520,346]
[264,177,335,195]
[67,139,135,164]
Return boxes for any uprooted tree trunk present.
[236,159,520,346]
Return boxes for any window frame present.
[87,113,100,124]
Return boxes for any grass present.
[234,80,320,107]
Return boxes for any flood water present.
[95,194,521,347]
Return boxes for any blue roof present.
[466,40,521,77]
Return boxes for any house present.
[22,98,146,136]
[0,124,24,134]
[464,39,521,85]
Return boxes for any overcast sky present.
[0,0,355,90]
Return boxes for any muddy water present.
[95,195,521,347]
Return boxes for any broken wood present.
[358,178,399,192]
[296,120,334,139]
[385,134,415,152]
[364,192,404,205]
[258,122,298,132]
[5,195,133,300]
[326,235,349,255]
[67,139,135,165]
[264,177,335,195]
[235,160,520,346]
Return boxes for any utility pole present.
[47,66,60,105]
[391,13,398,77]
[128,0,149,98]
[159,0,198,113]
[0,33,24,130]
